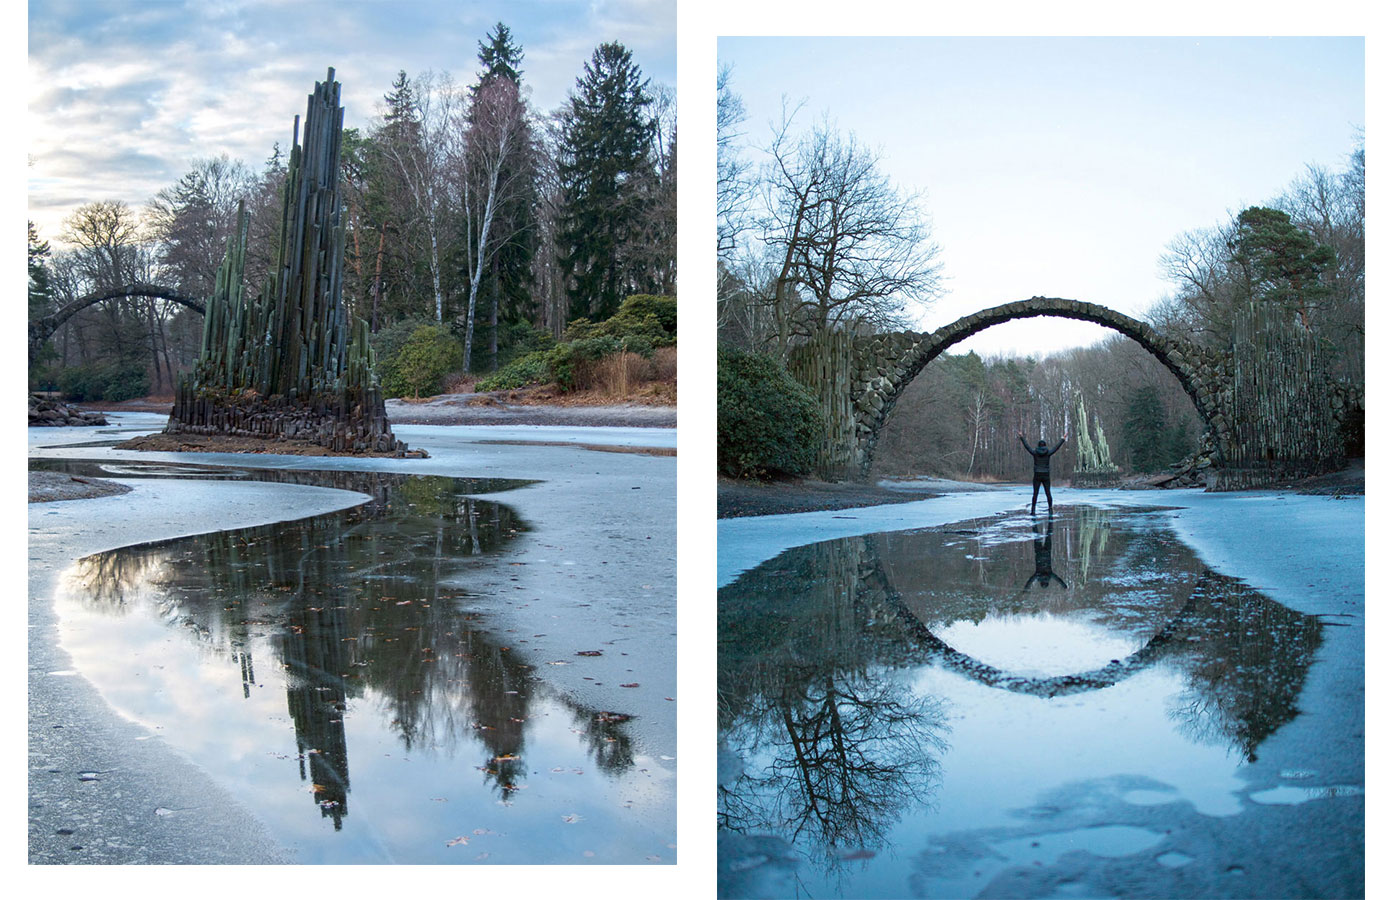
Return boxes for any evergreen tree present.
[475,22,523,89]
[556,41,657,323]
[1122,385,1171,473]
[383,70,419,132]
[368,69,447,325]
[28,220,53,320]
[1230,206,1336,329]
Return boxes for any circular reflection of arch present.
[851,297,1225,477]
[862,534,1258,700]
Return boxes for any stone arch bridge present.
[30,283,205,363]
[787,296,1237,481]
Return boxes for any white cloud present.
[28,0,674,248]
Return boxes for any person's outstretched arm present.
[1018,433,1034,453]
[1051,435,1068,454]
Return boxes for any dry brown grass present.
[458,347,676,407]
[441,372,476,394]
[569,347,677,403]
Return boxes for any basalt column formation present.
[166,69,408,455]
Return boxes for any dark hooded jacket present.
[1020,436,1066,475]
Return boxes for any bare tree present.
[374,70,459,323]
[757,111,942,356]
[529,116,569,338]
[61,200,145,289]
[145,155,254,297]
[716,63,750,259]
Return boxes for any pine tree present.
[475,22,523,89]
[28,221,53,320]
[1123,385,1170,473]
[1230,206,1336,329]
[556,41,657,323]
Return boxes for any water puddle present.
[47,460,674,864]
[718,506,1327,896]
[1248,784,1363,805]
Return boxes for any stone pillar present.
[787,331,858,481]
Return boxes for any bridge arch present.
[29,283,206,361]
[814,296,1232,478]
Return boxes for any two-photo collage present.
[22,2,1369,897]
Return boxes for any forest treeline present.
[29,24,676,401]
[715,65,1363,481]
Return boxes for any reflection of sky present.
[828,664,1248,899]
[935,612,1141,677]
[56,570,675,864]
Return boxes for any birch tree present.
[456,76,532,369]
[374,70,458,323]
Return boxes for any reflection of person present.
[1023,516,1067,591]
[1018,432,1067,515]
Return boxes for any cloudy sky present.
[720,36,1365,358]
[27,0,675,248]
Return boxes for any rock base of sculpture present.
[165,384,413,456]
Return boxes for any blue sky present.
[719,36,1365,357]
[27,0,675,247]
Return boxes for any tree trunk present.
[489,257,499,371]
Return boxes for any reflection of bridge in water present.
[720,507,1324,762]
[718,506,1332,889]
[869,539,1297,701]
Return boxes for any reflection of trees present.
[721,668,947,856]
[60,468,620,828]
[1161,572,1323,761]
[567,708,638,773]
[718,537,950,879]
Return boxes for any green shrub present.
[717,348,824,480]
[562,318,599,343]
[58,361,150,402]
[613,294,676,337]
[380,325,464,398]
[372,318,433,363]
[569,295,676,348]
[476,351,553,391]
[496,320,556,368]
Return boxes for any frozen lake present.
[717,488,1363,899]
[29,416,676,866]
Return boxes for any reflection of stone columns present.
[236,650,255,700]
[280,601,352,830]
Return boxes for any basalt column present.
[166,69,408,456]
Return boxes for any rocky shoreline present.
[29,395,108,427]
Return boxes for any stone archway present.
[789,296,1233,480]
[30,282,206,362]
